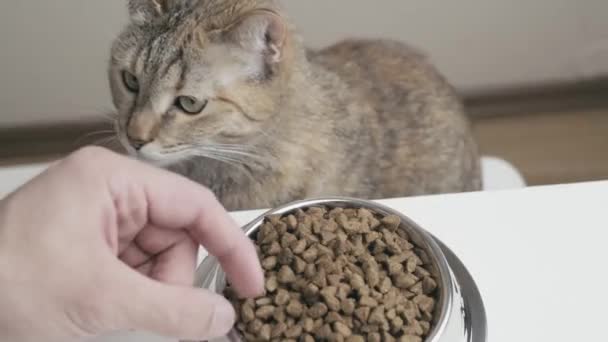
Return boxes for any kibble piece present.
[346,335,365,342]
[286,299,304,318]
[273,307,286,323]
[401,302,418,324]
[330,332,346,342]
[327,208,343,218]
[325,311,342,323]
[291,239,307,254]
[275,289,290,306]
[241,304,255,323]
[382,332,396,342]
[285,215,297,229]
[302,283,320,304]
[317,255,338,274]
[334,321,352,337]
[271,321,287,338]
[327,274,342,286]
[379,276,392,294]
[281,232,298,248]
[256,297,273,306]
[304,263,317,279]
[368,332,382,342]
[265,241,281,255]
[312,268,328,288]
[422,277,437,294]
[406,257,418,273]
[278,265,296,284]
[248,318,263,333]
[393,274,418,289]
[255,305,275,320]
[301,334,315,342]
[336,283,351,300]
[399,336,422,342]
[354,307,370,323]
[413,294,435,313]
[258,223,278,244]
[403,321,424,336]
[262,256,278,270]
[317,244,334,257]
[265,275,279,293]
[366,268,380,288]
[259,324,271,340]
[313,318,324,330]
[243,332,257,341]
[326,296,341,311]
[359,296,378,307]
[302,246,319,262]
[409,282,423,295]
[341,298,356,315]
[302,317,315,332]
[315,324,334,339]
[349,273,366,289]
[369,217,381,230]
[368,305,386,325]
[278,248,295,265]
[284,325,303,339]
[309,303,329,319]
[389,254,408,264]
[390,316,404,333]
[388,260,404,275]
[293,256,307,274]
[323,219,339,232]
[381,215,401,230]
[420,321,430,335]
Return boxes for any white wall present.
[1,0,607,128]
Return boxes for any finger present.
[113,265,235,340]
[119,242,151,268]
[135,260,154,276]
[134,224,189,255]
[148,237,198,286]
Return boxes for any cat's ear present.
[128,0,179,24]
[225,10,287,65]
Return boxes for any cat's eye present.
[122,71,139,93]
[175,96,208,115]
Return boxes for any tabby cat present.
[109,0,481,211]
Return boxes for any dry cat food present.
[224,206,439,342]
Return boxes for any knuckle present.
[59,146,118,180]
[66,146,114,166]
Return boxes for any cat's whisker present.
[90,136,119,148]
[190,150,256,181]
[74,130,116,146]
[99,112,119,122]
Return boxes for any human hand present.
[0,147,263,342]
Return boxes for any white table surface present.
[86,180,608,342]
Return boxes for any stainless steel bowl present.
[191,197,487,342]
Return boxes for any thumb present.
[112,268,236,341]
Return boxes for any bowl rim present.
[200,197,454,342]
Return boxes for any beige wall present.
[1,0,607,127]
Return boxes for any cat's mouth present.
[131,143,191,167]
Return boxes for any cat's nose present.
[126,112,159,151]
[127,136,149,150]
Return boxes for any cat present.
[109,0,482,211]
